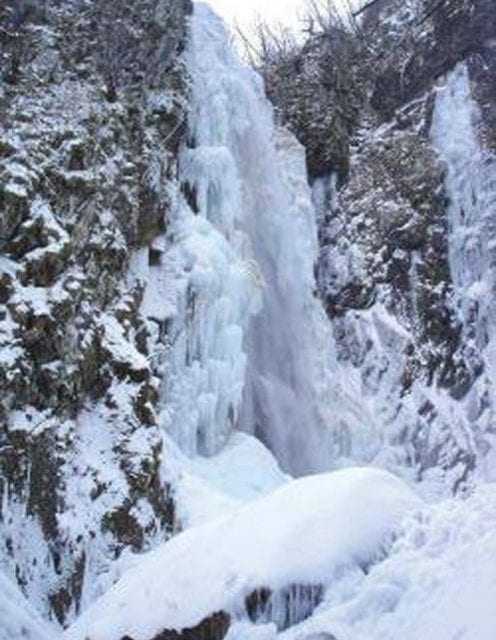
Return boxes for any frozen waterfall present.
[431,62,496,480]
[432,63,496,334]
[151,3,335,474]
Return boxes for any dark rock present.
[246,584,324,631]
[138,611,231,640]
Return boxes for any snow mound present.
[0,571,59,640]
[284,483,496,640]
[65,468,420,640]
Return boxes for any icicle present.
[246,584,324,631]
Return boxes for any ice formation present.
[141,2,335,475]
[431,63,496,483]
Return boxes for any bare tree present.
[236,14,299,68]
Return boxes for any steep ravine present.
[1,1,496,639]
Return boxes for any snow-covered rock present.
[0,0,192,625]
[64,468,420,640]
[283,483,496,640]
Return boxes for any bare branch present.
[352,0,385,18]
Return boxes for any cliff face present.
[0,0,192,624]
[264,0,496,493]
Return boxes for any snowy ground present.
[281,484,496,640]
[5,428,494,640]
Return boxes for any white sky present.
[204,0,309,30]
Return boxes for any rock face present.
[0,0,192,625]
[264,0,496,493]
[146,612,231,640]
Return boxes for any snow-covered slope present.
[64,468,420,640]
[282,483,496,640]
[64,468,496,640]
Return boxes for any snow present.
[7,407,56,434]
[3,180,28,199]
[281,483,496,640]
[53,406,166,617]
[64,467,420,640]
[189,432,289,502]
[171,431,289,527]
[0,571,59,640]
[0,315,24,372]
[10,285,52,317]
[100,314,150,374]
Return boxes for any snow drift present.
[283,483,496,640]
[64,468,420,640]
